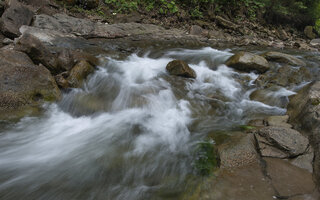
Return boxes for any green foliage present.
[105,0,138,13]
[193,139,218,176]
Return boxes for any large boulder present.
[310,38,320,46]
[0,49,61,119]
[225,52,270,73]
[0,1,34,38]
[287,81,320,191]
[166,60,196,79]
[261,51,306,67]
[255,126,309,159]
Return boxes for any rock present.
[14,31,61,74]
[261,51,306,67]
[67,60,95,88]
[32,14,170,39]
[256,126,309,158]
[187,163,276,200]
[0,49,61,119]
[249,86,293,108]
[264,115,292,128]
[216,16,238,30]
[265,158,315,197]
[0,1,34,38]
[255,65,312,88]
[189,25,207,37]
[55,71,69,89]
[304,26,316,39]
[225,52,269,73]
[2,37,13,45]
[290,146,314,173]
[287,81,320,191]
[15,26,100,74]
[218,133,259,168]
[310,38,320,46]
[166,60,196,78]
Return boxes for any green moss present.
[311,98,320,106]
[239,125,256,131]
[193,139,218,176]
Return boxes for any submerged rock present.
[166,60,196,78]
[67,60,95,88]
[0,49,61,119]
[256,126,309,159]
[225,52,269,73]
[0,1,34,38]
[261,51,306,67]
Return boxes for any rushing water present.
[0,47,313,200]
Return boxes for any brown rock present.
[265,158,315,197]
[67,60,95,88]
[225,52,269,73]
[166,60,196,78]
[0,0,34,38]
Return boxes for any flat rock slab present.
[265,158,315,197]
[256,126,309,158]
[187,163,276,200]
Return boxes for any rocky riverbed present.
[0,0,320,200]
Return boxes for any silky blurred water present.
[0,47,305,200]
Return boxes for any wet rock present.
[255,65,312,88]
[265,158,315,197]
[186,163,276,200]
[264,115,292,128]
[0,49,61,119]
[304,26,316,39]
[287,81,320,191]
[261,51,306,67]
[166,60,196,79]
[218,133,259,168]
[290,146,314,173]
[189,25,207,37]
[225,52,269,73]
[55,71,69,89]
[67,60,95,88]
[256,126,309,158]
[249,86,293,108]
[0,0,34,38]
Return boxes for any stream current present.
[0,47,318,200]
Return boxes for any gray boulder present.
[0,49,61,119]
[226,52,270,73]
[261,51,306,67]
[0,1,34,38]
